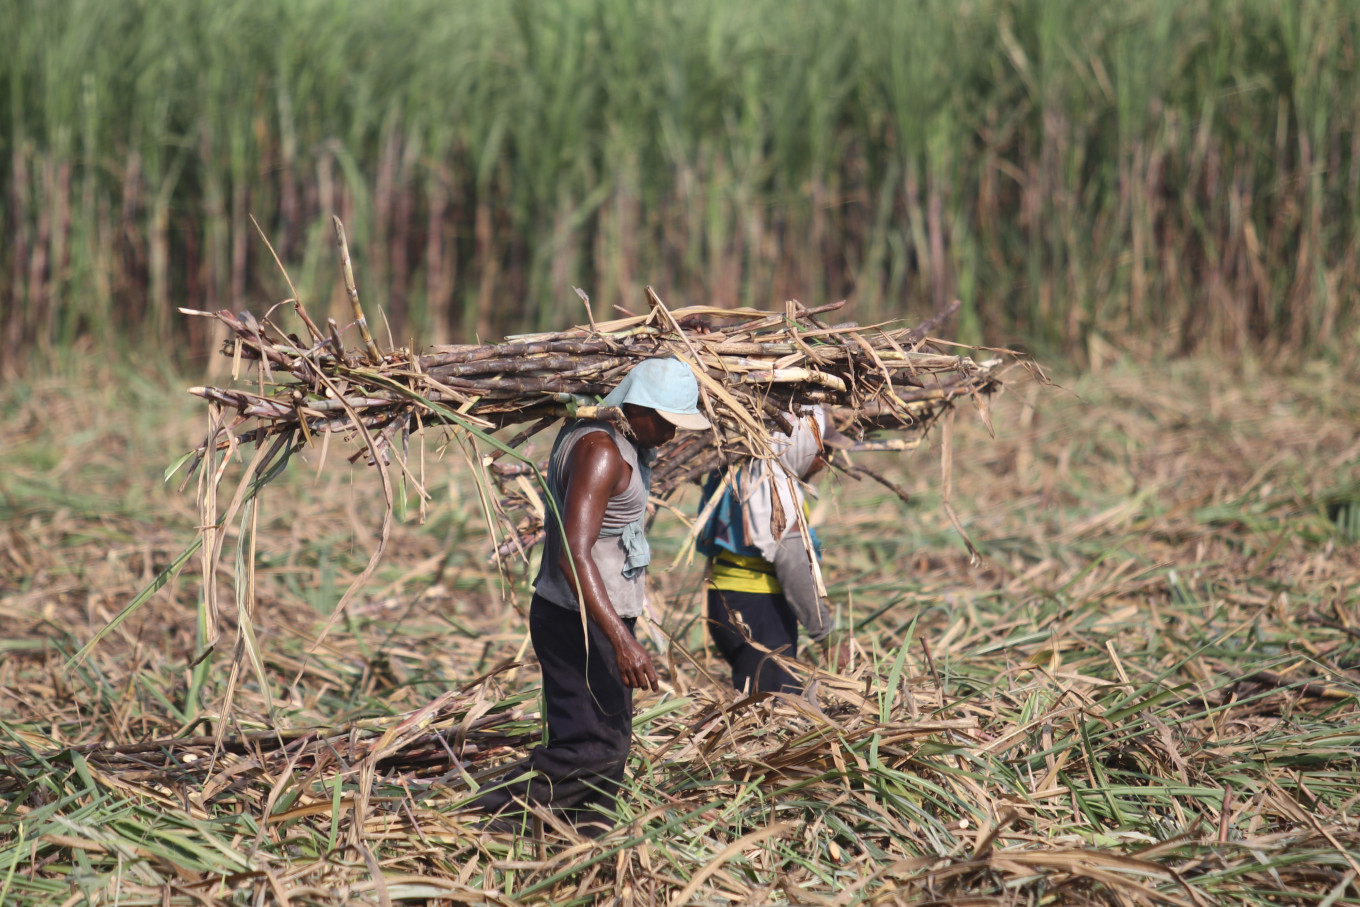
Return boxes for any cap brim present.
[657,409,711,431]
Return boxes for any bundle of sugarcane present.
[181,220,1016,570]
[480,295,995,557]
[185,290,1005,471]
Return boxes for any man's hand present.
[614,633,659,690]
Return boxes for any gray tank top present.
[533,420,650,618]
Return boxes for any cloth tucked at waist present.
[596,447,653,579]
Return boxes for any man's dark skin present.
[557,403,674,690]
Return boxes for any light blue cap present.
[601,357,710,430]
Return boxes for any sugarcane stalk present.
[419,338,613,369]
[333,216,382,365]
[426,353,630,380]
[740,367,848,392]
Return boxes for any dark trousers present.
[472,594,635,826]
[707,588,801,694]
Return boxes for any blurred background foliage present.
[2,0,1358,369]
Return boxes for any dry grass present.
[2,353,1359,906]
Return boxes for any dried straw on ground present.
[3,354,1359,906]
[6,611,1359,907]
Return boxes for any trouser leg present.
[472,594,634,826]
[707,588,801,694]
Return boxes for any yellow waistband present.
[708,553,782,594]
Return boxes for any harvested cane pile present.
[187,293,1003,472]
[182,223,1014,572]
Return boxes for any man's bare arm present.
[559,432,659,690]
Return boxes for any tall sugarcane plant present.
[5,0,1360,371]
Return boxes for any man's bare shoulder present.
[569,426,622,458]
[564,427,628,488]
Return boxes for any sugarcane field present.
[4,2,1360,905]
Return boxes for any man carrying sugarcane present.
[472,356,709,836]
[696,405,848,694]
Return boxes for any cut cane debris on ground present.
[2,351,1358,905]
